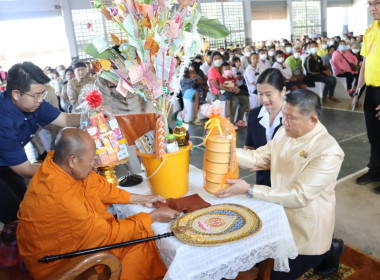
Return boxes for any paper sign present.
[166,20,179,38]
[116,79,134,97]
[177,0,196,7]
[128,64,144,84]
[91,35,109,54]
[144,4,154,21]
[155,52,172,81]
[173,32,185,48]
[125,0,136,13]
[188,9,201,26]
[188,39,202,56]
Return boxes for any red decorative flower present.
[85,90,103,108]
[0,86,5,92]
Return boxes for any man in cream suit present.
[216,89,345,279]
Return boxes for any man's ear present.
[11,90,21,101]
[310,114,319,125]
[67,155,77,169]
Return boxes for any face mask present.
[259,54,267,60]
[306,49,311,54]
[328,41,334,46]
[214,59,223,67]
[352,49,360,53]
[280,43,285,47]
[322,44,328,50]
[310,47,319,54]
[343,37,347,41]
[293,52,301,59]
[286,47,293,53]
[275,43,279,47]
[306,40,309,44]
[245,52,251,57]
[48,73,54,79]
[276,57,284,63]
[296,41,301,44]
[268,51,275,57]
[59,70,65,77]
[223,70,232,77]
[317,40,321,44]
[338,45,347,51]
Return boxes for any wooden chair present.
[47,252,121,280]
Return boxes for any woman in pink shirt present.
[330,41,359,95]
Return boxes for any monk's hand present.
[129,194,166,207]
[214,179,250,198]
[142,195,166,208]
[150,207,180,223]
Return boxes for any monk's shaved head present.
[53,128,94,165]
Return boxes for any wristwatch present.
[352,91,359,97]
[246,184,254,198]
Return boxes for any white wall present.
[251,19,291,43]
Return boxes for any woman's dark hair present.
[231,57,241,68]
[274,50,284,57]
[64,68,74,76]
[190,61,201,72]
[328,45,336,52]
[221,62,230,68]
[183,68,191,79]
[211,51,222,60]
[285,89,321,117]
[256,68,286,93]
[6,62,50,95]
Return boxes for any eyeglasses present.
[366,1,380,8]
[20,90,48,101]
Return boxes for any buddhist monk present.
[17,128,179,280]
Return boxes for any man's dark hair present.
[64,68,74,76]
[328,45,336,52]
[207,51,213,57]
[6,62,50,95]
[285,42,292,47]
[256,68,286,93]
[74,62,86,70]
[274,50,284,57]
[285,89,321,117]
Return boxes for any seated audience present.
[244,53,261,109]
[321,45,336,71]
[304,41,338,103]
[257,49,272,72]
[330,41,359,95]
[317,39,329,57]
[273,50,306,91]
[180,68,202,125]
[350,42,363,92]
[201,51,213,78]
[240,47,253,70]
[60,68,75,112]
[231,57,248,95]
[67,62,96,113]
[285,46,307,90]
[284,43,293,59]
[267,47,276,65]
[216,90,345,280]
[17,128,179,280]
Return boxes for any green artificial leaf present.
[83,44,115,60]
[186,16,230,39]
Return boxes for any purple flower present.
[109,7,118,17]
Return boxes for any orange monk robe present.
[17,151,166,280]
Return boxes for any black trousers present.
[310,75,337,97]
[337,72,355,90]
[270,247,332,280]
[364,86,380,175]
[0,167,27,224]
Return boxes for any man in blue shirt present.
[0,62,81,225]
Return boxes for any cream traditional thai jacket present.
[237,122,344,255]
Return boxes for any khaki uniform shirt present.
[237,122,344,255]
[67,76,96,113]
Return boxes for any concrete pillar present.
[243,0,252,46]
[59,0,78,60]
[287,0,293,41]
[342,6,349,34]
[321,0,327,37]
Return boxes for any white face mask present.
[259,54,267,60]
[322,44,328,49]
[317,40,321,44]
[268,51,275,57]
[59,70,65,77]
[310,47,319,54]
[306,49,311,54]
[276,57,284,63]
[293,52,301,59]
[286,47,293,53]
[245,52,251,57]
[352,49,360,53]
[48,73,54,79]
[213,59,223,67]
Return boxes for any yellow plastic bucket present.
[136,142,192,198]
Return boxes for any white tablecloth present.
[112,165,298,280]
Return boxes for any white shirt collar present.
[258,106,283,142]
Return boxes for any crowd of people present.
[179,31,364,129]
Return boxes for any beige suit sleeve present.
[67,81,79,108]
[252,150,344,208]
[236,141,272,169]
[95,77,112,113]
